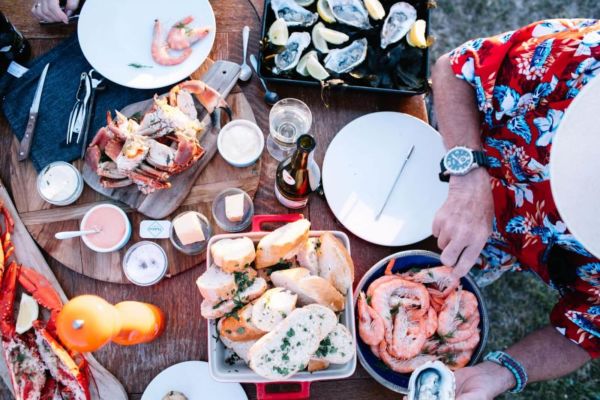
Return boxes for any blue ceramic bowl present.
[353,250,489,394]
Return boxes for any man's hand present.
[432,167,493,278]
[31,0,79,24]
[455,362,515,400]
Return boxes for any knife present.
[374,144,415,220]
[18,63,50,162]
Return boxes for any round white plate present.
[78,0,216,89]
[142,361,247,400]
[322,112,448,247]
[551,74,600,259]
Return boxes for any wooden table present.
[0,1,437,398]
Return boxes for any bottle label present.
[282,169,296,185]
[7,61,28,78]
[275,183,308,209]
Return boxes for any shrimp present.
[370,344,381,360]
[152,19,192,66]
[379,341,437,373]
[390,307,427,359]
[357,292,385,346]
[446,349,473,370]
[366,275,398,298]
[402,266,460,298]
[167,16,211,50]
[437,329,480,353]
[371,278,430,321]
[437,289,479,340]
[423,306,438,338]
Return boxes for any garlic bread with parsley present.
[251,288,298,332]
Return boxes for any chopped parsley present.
[225,352,241,365]
[286,328,295,338]
[236,327,246,334]
[273,366,289,376]
[128,63,153,69]
[315,337,338,357]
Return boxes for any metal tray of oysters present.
[258,0,431,95]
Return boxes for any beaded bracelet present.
[483,351,528,393]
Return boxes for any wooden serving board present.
[0,179,127,400]
[9,59,262,284]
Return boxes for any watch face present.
[444,147,474,174]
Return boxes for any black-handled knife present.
[18,63,50,162]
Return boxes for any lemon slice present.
[268,18,289,46]
[312,23,329,53]
[318,26,349,45]
[296,50,318,76]
[306,56,330,81]
[317,0,336,23]
[407,19,429,49]
[295,0,315,6]
[16,294,39,334]
[364,0,385,20]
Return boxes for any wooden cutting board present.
[0,178,127,400]
[9,59,262,283]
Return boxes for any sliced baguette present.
[201,277,267,319]
[255,220,311,269]
[296,237,320,276]
[218,320,257,363]
[312,323,355,364]
[248,304,337,379]
[317,232,354,295]
[307,358,330,372]
[270,268,345,312]
[211,237,256,273]
[196,264,236,303]
[220,303,266,342]
[251,288,298,332]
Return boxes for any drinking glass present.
[268,98,313,161]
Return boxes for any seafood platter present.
[258,0,431,94]
[354,250,489,394]
[196,215,357,397]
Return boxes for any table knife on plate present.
[18,63,50,162]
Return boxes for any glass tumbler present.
[267,98,313,161]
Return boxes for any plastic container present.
[217,119,265,167]
[211,188,254,232]
[122,241,168,286]
[36,161,84,206]
[80,204,131,253]
[169,211,213,255]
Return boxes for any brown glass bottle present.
[275,134,316,209]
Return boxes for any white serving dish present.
[206,229,357,384]
[80,204,131,253]
[217,120,265,167]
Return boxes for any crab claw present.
[18,267,63,334]
[170,80,232,128]
[0,261,19,338]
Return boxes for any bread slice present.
[220,303,266,342]
[307,358,330,372]
[317,233,354,295]
[201,277,267,319]
[211,237,256,273]
[251,288,298,332]
[255,220,311,269]
[248,304,337,379]
[312,323,355,364]
[270,268,345,312]
[196,264,236,303]
[218,320,257,363]
[296,237,320,276]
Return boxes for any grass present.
[427,2,600,398]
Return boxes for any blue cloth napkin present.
[1,34,169,171]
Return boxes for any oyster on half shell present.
[274,32,312,74]
[324,38,368,74]
[380,2,417,49]
[408,361,456,400]
[271,0,319,27]
[327,0,372,30]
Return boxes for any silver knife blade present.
[30,63,50,114]
[375,144,416,220]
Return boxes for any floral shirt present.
[450,19,600,358]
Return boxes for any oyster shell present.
[380,2,417,49]
[274,32,312,74]
[271,0,319,27]
[324,38,368,74]
[408,361,456,400]
[327,0,372,30]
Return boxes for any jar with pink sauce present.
[80,204,131,253]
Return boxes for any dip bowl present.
[217,119,264,167]
[80,204,131,253]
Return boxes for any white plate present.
[78,0,216,89]
[322,112,448,247]
[142,361,247,400]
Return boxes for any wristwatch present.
[439,146,489,182]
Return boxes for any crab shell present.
[407,360,456,400]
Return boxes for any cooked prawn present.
[446,349,473,370]
[379,341,437,373]
[389,308,427,360]
[402,266,460,298]
[437,289,479,340]
[423,306,438,338]
[366,275,398,298]
[371,278,430,320]
[152,19,192,66]
[357,292,385,346]
[438,329,480,353]
[167,16,210,50]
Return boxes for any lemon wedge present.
[295,0,315,6]
[306,56,330,81]
[318,25,349,45]
[364,0,385,20]
[268,18,289,46]
[312,23,329,53]
[317,0,336,23]
[16,294,39,334]
[296,51,318,76]
[407,19,429,49]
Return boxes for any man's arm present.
[431,54,494,278]
[455,326,592,399]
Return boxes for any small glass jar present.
[211,188,254,232]
[36,161,84,206]
[169,211,213,255]
[123,241,168,286]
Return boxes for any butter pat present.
[173,213,206,246]
[225,193,245,222]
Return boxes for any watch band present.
[484,351,528,393]
[438,148,490,182]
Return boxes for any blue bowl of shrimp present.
[353,250,489,394]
